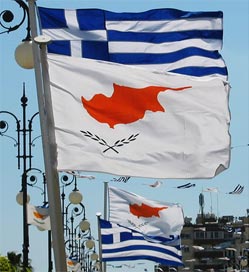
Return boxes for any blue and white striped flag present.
[38,7,227,79]
[99,218,183,266]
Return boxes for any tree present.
[6,252,32,272]
[0,255,11,271]
[7,252,22,272]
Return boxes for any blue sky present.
[0,0,248,271]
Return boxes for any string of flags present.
[110,178,245,196]
[110,176,131,183]
[112,177,246,196]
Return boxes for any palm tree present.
[7,252,32,272]
[7,252,22,272]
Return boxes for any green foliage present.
[0,255,11,272]
[7,252,22,272]
[0,252,33,272]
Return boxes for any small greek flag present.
[99,218,183,266]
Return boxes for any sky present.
[0,0,248,271]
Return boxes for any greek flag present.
[99,219,183,266]
[38,7,227,79]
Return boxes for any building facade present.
[155,211,249,272]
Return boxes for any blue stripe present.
[82,41,109,60]
[170,66,228,77]
[103,255,182,266]
[108,30,223,43]
[110,48,222,65]
[103,243,181,260]
[102,255,182,266]
[105,9,222,21]
[38,7,223,25]
[47,41,71,56]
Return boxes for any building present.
[155,195,249,272]
[180,212,249,271]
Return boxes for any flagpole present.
[103,182,108,272]
[27,0,67,270]
[104,182,108,220]
[34,35,67,271]
[96,213,103,272]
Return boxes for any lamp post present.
[0,87,39,271]
[1,1,68,271]
[61,174,99,271]
[16,169,53,272]
[0,0,34,69]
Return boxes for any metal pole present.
[48,230,53,272]
[42,174,53,272]
[20,90,29,272]
[1,90,41,271]
[0,0,58,270]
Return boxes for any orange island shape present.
[129,203,168,218]
[81,83,191,128]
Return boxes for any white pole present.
[27,1,67,270]
[104,182,108,220]
[34,35,67,272]
[96,213,103,272]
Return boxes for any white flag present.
[203,187,219,193]
[66,258,81,272]
[47,54,230,179]
[109,186,184,244]
[27,204,51,230]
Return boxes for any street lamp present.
[17,169,53,272]
[60,174,99,271]
[0,0,34,69]
[1,1,67,271]
[0,87,39,271]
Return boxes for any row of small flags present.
[203,184,244,195]
[111,179,245,195]
[27,183,244,231]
